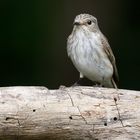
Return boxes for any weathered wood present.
[0,86,140,140]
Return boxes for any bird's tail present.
[111,78,118,89]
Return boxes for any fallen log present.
[0,86,140,140]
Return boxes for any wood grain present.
[0,86,140,140]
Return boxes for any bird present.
[67,13,119,88]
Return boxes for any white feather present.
[67,27,113,87]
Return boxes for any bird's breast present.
[70,31,103,67]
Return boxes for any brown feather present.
[100,32,119,87]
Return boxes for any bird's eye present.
[87,20,92,25]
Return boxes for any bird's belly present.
[71,46,113,83]
[75,58,112,82]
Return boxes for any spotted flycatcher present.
[67,14,119,88]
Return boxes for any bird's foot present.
[93,82,103,87]
[71,82,81,87]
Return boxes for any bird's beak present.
[73,22,80,26]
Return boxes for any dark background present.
[0,0,139,90]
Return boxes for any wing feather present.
[100,33,119,86]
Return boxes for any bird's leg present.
[93,82,103,87]
[72,73,84,86]
[72,78,83,86]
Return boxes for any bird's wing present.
[100,33,119,86]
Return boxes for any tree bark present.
[0,86,140,140]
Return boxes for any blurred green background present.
[0,0,139,90]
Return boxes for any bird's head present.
[73,14,99,32]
